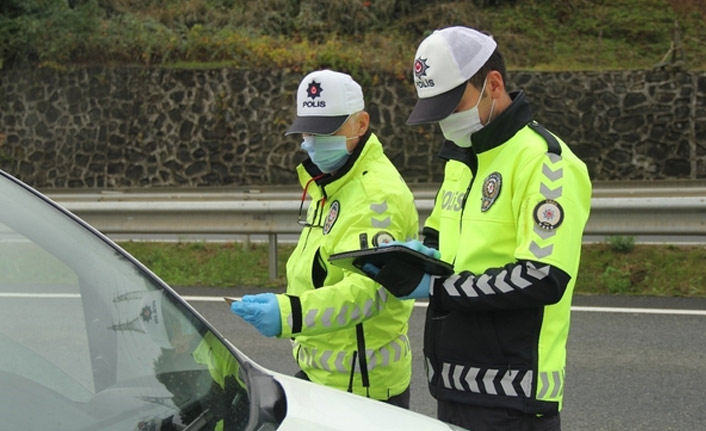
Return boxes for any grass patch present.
[120,241,295,290]
[119,241,706,297]
[2,0,705,74]
[577,243,706,296]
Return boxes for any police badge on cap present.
[286,70,365,136]
[307,80,323,100]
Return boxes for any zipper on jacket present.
[347,351,357,393]
[452,176,476,269]
[346,323,370,395]
[451,150,478,268]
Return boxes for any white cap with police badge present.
[286,69,365,135]
[407,26,497,125]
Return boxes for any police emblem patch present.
[140,306,153,322]
[481,172,502,212]
[306,80,323,100]
[533,199,564,230]
[323,200,340,235]
[414,57,430,78]
[372,231,395,247]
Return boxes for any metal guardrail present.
[53,197,706,236]
[46,184,706,279]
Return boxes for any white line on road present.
[182,295,706,316]
[571,305,706,316]
[0,293,80,299]
[2,293,704,316]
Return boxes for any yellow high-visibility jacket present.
[422,140,475,263]
[425,91,592,415]
[277,131,419,401]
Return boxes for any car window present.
[0,173,251,431]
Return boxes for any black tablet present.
[328,245,454,277]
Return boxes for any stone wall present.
[0,66,704,188]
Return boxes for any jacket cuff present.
[276,293,294,338]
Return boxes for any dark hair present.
[469,48,507,90]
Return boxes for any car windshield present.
[0,171,253,430]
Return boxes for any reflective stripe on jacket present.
[278,132,419,400]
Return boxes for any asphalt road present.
[178,287,706,431]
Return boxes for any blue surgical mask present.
[439,77,495,148]
[301,135,354,173]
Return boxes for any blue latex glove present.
[362,263,381,277]
[362,264,431,300]
[230,293,281,337]
[383,239,441,259]
[399,273,431,300]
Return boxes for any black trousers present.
[438,399,561,431]
[294,370,410,409]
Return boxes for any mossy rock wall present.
[1,67,704,188]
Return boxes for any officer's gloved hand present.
[361,239,437,298]
[399,273,432,299]
[383,239,441,259]
[230,293,281,337]
[362,259,432,299]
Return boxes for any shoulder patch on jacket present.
[533,199,564,230]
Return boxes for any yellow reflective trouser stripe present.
[296,334,410,373]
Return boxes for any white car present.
[0,168,467,431]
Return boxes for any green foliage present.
[2,0,704,71]
[0,0,102,66]
[608,235,636,253]
[576,243,706,297]
[118,241,706,297]
[600,266,634,294]
[120,241,295,289]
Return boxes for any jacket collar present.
[470,90,532,154]
[438,140,477,170]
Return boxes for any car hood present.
[269,371,467,431]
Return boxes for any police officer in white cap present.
[367,27,592,430]
[230,70,420,408]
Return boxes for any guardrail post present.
[268,233,278,280]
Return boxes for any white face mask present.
[300,135,354,173]
[439,77,495,148]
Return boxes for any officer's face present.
[335,116,358,152]
[333,111,370,152]
[453,71,501,126]
[455,81,490,119]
